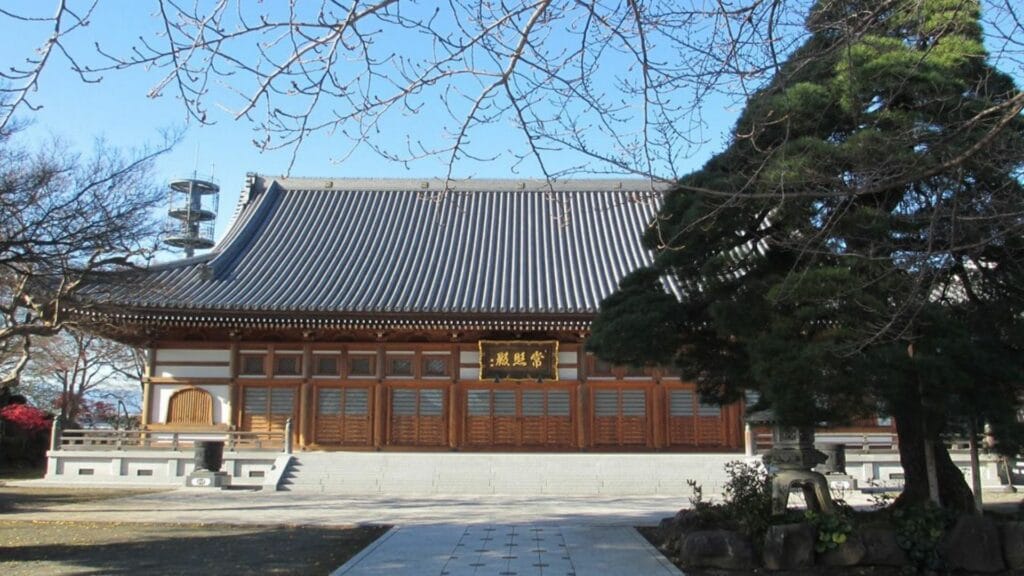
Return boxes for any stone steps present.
[279,452,746,496]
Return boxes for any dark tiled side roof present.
[85,176,677,320]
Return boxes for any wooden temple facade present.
[78,175,754,452]
[141,339,746,451]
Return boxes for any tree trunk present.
[893,405,976,512]
[969,419,983,513]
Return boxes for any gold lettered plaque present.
[479,340,559,381]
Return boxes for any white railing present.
[755,431,898,452]
[51,418,292,453]
[754,431,982,454]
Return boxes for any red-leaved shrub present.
[0,404,52,433]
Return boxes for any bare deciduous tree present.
[21,329,142,426]
[0,121,172,394]
[3,2,1019,188]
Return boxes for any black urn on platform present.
[193,440,224,472]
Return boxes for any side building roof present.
[77,175,677,331]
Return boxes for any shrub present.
[1,403,52,468]
[1,404,51,433]
[804,510,854,553]
[686,460,775,539]
[891,502,955,571]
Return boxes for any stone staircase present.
[275,451,743,496]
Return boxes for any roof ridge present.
[265,176,671,193]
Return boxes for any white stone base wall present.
[45,450,289,489]
[842,450,1003,489]
[282,450,1008,496]
[41,448,1007,496]
[284,452,747,496]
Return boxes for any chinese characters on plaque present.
[479,340,559,381]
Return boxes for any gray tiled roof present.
[89,176,677,321]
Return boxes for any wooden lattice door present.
[241,387,295,434]
[388,387,446,447]
[314,386,372,446]
[519,389,573,447]
[464,388,574,448]
[592,388,650,447]
[666,389,727,447]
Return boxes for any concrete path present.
[333,524,681,576]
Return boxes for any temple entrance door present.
[665,388,729,448]
[463,386,575,449]
[313,386,372,446]
[387,386,447,447]
[240,386,296,447]
[591,386,652,447]
[519,388,574,447]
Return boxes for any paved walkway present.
[333,525,681,576]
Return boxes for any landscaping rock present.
[940,515,1005,573]
[678,529,756,570]
[763,523,815,570]
[819,531,866,566]
[657,515,682,554]
[858,521,909,567]
[657,509,695,554]
[1000,521,1024,570]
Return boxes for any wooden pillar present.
[652,383,665,449]
[373,383,385,449]
[727,404,740,450]
[576,383,587,449]
[448,342,460,449]
[228,341,240,428]
[141,347,156,427]
[448,384,459,449]
[576,341,588,450]
[298,344,312,448]
[374,340,386,449]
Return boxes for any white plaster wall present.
[460,348,479,379]
[557,368,577,380]
[557,351,577,365]
[152,384,231,424]
[157,365,231,378]
[156,349,231,363]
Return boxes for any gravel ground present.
[0,485,388,576]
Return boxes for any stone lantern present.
[746,408,836,515]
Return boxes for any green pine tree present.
[590,0,1024,512]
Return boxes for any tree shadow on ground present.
[0,521,389,576]
[0,487,164,514]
